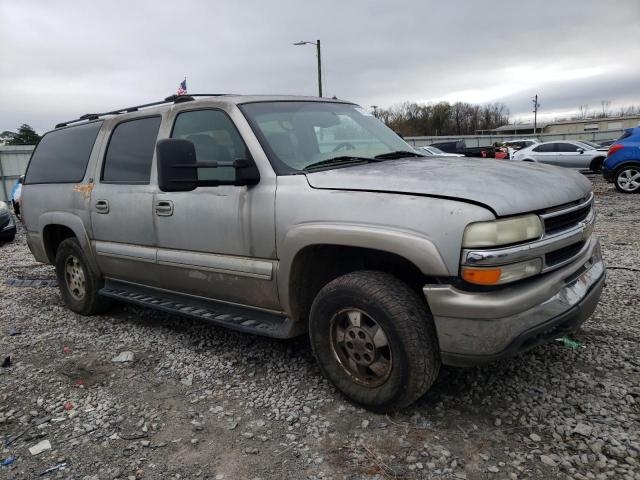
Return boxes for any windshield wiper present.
[302,156,377,172]
[374,150,425,160]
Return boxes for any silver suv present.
[21,95,605,411]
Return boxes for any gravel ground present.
[0,174,638,480]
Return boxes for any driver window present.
[172,110,248,182]
[558,143,578,152]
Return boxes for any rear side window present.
[533,143,556,153]
[102,116,161,184]
[617,130,632,141]
[25,121,102,184]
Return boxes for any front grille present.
[544,204,591,235]
[545,241,585,267]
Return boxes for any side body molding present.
[277,222,449,317]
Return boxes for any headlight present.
[461,258,542,285]
[462,214,543,248]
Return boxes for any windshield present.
[240,101,416,173]
[578,141,599,149]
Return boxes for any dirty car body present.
[21,95,605,410]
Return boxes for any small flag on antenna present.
[177,78,187,96]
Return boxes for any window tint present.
[25,121,102,184]
[617,131,632,141]
[102,116,161,183]
[171,110,248,182]
[533,143,555,153]
[557,143,579,152]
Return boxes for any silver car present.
[417,146,465,157]
[21,95,604,411]
[512,140,607,172]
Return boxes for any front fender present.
[277,222,449,316]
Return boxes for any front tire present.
[55,238,112,315]
[309,270,440,412]
[614,166,640,193]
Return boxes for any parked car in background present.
[429,139,465,154]
[576,140,602,150]
[429,140,505,159]
[511,140,607,172]
[418,146,464,157]
[11,175,24,219]
[602,127,640,193]
[0,201,16,243]
[504,139,539,151]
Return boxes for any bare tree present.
[577,104,590,119]
[600,100,611,118]
[375,100,510,136]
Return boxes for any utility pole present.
[532,94,540,135]
[316,40,322,98]
[293,40,322,97]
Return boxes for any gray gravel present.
[1,174,638,479]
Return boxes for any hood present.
[305,157,592,216]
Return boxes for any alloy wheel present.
[329,308,393,387]
[617,168,640,192]
[64,255,86,301]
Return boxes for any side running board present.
[99,280,305,339]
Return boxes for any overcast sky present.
[1,0,639,133]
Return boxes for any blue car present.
[602,127,640,193]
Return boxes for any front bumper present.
[424,237,604,367]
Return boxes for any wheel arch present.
[278,224,449,324]
[614,160,640,173]
[39,212,97,269]
[589,156,606,172]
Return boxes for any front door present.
[90,115,162,286]
[153,108,280,311]
[556,142,587,168]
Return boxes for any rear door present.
[90,116,162,285]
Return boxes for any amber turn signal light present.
[461,267,502,285]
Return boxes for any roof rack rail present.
[54,94,229,128]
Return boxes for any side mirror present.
[156,139,260,192]
[157,138,198,192]
[577,148,585,154]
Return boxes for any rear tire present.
[614,166,640,193]
[590,157,605,173]
[55,238,112,315]
[309,270,440,412]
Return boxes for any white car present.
[418,146,465,157]
[511,140,607,172]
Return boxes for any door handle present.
[155,200,174,216]
[95,199,109,214]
